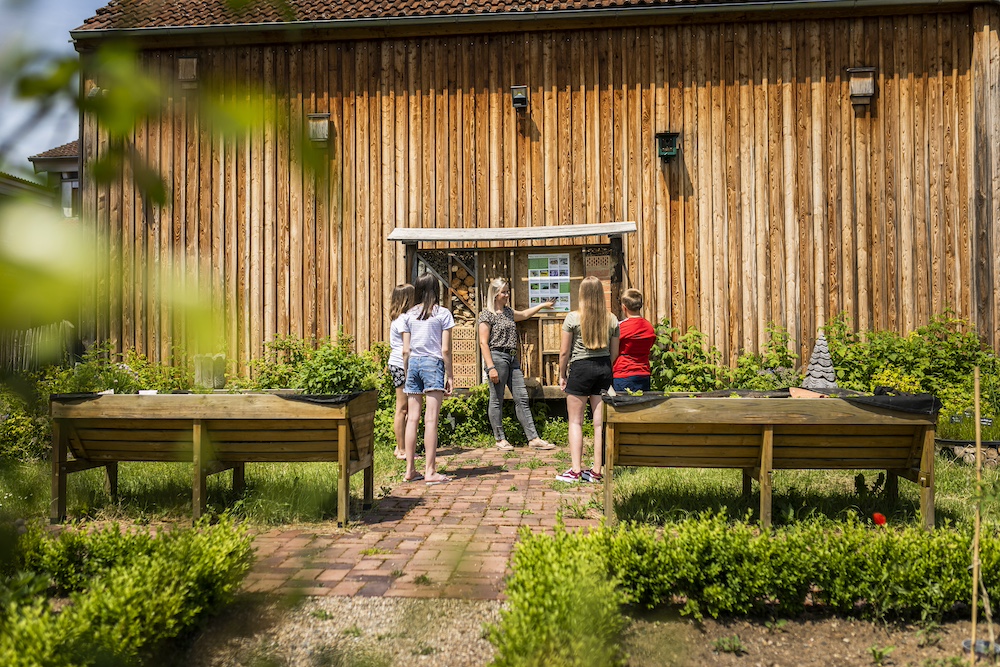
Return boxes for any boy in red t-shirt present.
[612,289,656,393]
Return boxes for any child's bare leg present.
[404,394,423,480]
[566,394,587,472]
[393,386,407,459]
[423,390,447,481]
[589,393,604,474]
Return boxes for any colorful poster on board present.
[527,253,571,312]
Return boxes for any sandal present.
[425,474,454,485]
[496,440,514,451]
[529,439,556,451]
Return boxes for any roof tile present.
[28,140,79,161]
[77,0,763,31]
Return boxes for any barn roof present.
[74,0,978,39]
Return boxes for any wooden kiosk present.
[388,223,637,391]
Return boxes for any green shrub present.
[0,389,49,462]
[649,320,731,392]
[296,337,381,394]
[0,516,253,666]
[493,514,1000,633]
[733,323,801,391]
[488,524,626,667]
[38,341,194,396]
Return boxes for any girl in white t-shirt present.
[387,283,414,460]
[401,273,454,484]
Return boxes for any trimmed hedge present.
[489,514,1000,666]
[0,517,253,667]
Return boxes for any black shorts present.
[388,364,406,388]
[565,357,613,397]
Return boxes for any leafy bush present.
[649,319,731,392]
[0,516,253,667]
[0,389,49,461]
[488,523,626,667]
[296,337,381,395]
[234,335,316,390]
[733,323,802,391]
[492,513,1000,640]
[38,341,194,395]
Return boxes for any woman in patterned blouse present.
[477,278,556,451]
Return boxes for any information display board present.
[527,253,571,312]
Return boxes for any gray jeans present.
[487,351,539,442]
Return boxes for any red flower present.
[873,512,887,526]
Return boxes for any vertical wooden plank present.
[599,30,614,230]
[329,42,344,338]
[696,24,712,336]
[780,21,798,349]
[807,20,827,331]
[276,46,291,339]
[722,24,741,360]
[926,18,943,319]
[682,25,699,328]
[795,22,813,353]
[638,28,654,307]
[342,43,357,339]
[543,33,558,229]
[941,15,958,313]
[883,17,900,333]
[752,22,770,341]
[367,41,383,346]
[868,18,886,333]
[489,35,502,238]
[314,43,330,340]
[736,23,756,352]
[263,45,277,344]
[956,13,972,320]
[381,42,395,334]
[302,43,317,340]
[898,17,915,333]
[355,42,370,344]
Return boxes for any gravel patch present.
[184,595,503,667]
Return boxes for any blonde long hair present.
[389,283,414,320]
[485,278,507,314]
[578,276,613,349]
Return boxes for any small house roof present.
[388,221,636,243]
[28,140,79,161]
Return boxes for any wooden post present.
[50,420,67,524]
[337,422,349,527]
[759,425,774,529]
[405,242,417,284]
[192,419,206,521]
[363,463,374,510]
[233,462,245,496]
[105,463,119,502]
[604,403,617,526]
[742,469,752,499]
[610,234,623,311]
[885,470,898,504]
[919,426,935,531]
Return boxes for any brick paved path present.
[245,445,601,600]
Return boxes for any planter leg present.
[742,469,752,499]
[759,426,773,530]
[50,420,67,524]
[233,463,245,496]
[605,416,616,526]
[105,463,118,502]
[885,470,898,504]
[192,420,206,522]
[363,463,374,510]
[338,423,349,528]
[919,427,935,530]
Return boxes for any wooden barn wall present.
[80,12,995,370]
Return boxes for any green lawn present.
[2,445,997,528]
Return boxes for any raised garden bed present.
[603,394,938,529]
[49,390,377,525]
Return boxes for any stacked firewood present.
[450,265,477,324]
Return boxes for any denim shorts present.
[404,356,446,394]
[613,375,651,393]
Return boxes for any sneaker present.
[555,468,582,483]
[582,469,603,483]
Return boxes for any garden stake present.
[971,366,981,667]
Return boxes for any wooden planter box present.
[603,396,937,530]
[49,391,378,526]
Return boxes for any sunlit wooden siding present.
[79,10,999,369]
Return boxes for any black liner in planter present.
[601,387,942,416]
